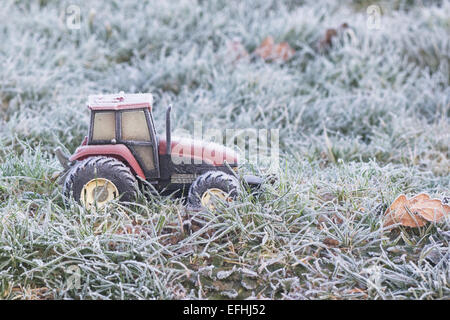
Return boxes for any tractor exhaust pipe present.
[166,105,172,155]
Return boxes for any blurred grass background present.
[0,0,448,299]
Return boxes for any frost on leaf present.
[384,193,450,228]
[254,36,295,62]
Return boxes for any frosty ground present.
[0,0,448,299]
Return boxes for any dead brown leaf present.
[346,287,368,298]
[254,36,295,62]
[323,237,340,247]
[318,23,349,51]
[384,193,450,228]
[332,214,344,224]
[318,28,338,49]
[409,193,449,222]
[384,194,427,227]
[317,213,343,228]
[116,223,150,236]
[11,286,53,300]
[348,288,366,294]
[1,96,9,113]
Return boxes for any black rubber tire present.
[63,156,138,205]
[187,171,240,209]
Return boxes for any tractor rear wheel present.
[63,156,138,209]
[187,171,239,210]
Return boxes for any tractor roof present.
[88,92,153,111]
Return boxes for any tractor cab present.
[87,93,160,180]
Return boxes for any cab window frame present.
[117,108,159,177]
[119,109,152,142]
[89,110,118,144]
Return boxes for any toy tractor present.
[56,92,262,209]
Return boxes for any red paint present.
[159,136,239,166]
[69,144,145,179]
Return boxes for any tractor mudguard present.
[69,144,145,179]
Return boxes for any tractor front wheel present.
[63,156,138,209]
[187,171,239,210]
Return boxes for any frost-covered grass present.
[0,0,449,299]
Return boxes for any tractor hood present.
[158,136,239,167]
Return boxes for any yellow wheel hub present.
[200,188,232,210]
[80,178,118,209]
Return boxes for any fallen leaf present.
[409,193,449,222]
[323,237,339,247]
[348,288,366,294]
[318,23,349,51]
[116,224,148,236]
[387,194,407,212]
[1,97,9,112]
[422,243,446,266]
[318,28,338,49]
[254,36,295,62]
[11,287,53,300]
[319,191,335,202]
[254,36,274,60]
[384,193,450,228]
[384,194,427,227]
[332,214,344,224]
